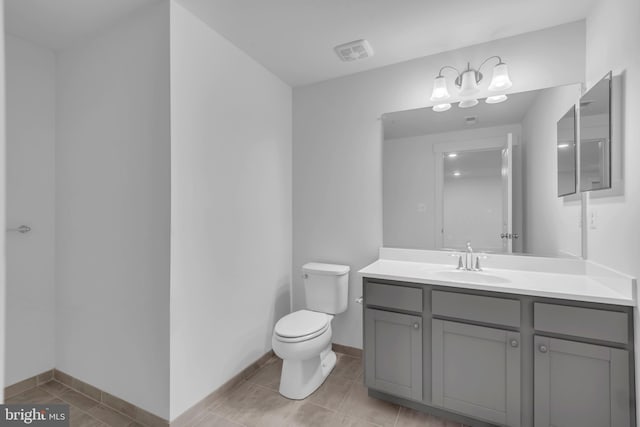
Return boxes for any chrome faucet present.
[455,241,483,271]
[465,241,473,270]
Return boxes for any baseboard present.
[4,369,55,400]
[170,350,275,427]
[5,369,168,427]
[53,369,169,427]
[332,343,363,358]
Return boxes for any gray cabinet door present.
[534,336,630,427]
[364,308,422,401]
[432,319,521,426]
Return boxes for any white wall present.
[0,0,7,403]
[521,84,582,257]
[443,174,502,252]
[5,35,56,386]
[584,0,640,423]
[294,21,586,348]
[55,2,170,418]
[169,1,292,420]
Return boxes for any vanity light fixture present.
[447,153,458,158]
[429,56,513,112]
[557,143,570,149]
[453,171,461,177]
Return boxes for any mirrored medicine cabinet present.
[556,71,613,197]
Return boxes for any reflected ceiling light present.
[429,56,512,112]
[453,171,461,177]
[557,143,570,149]
[447,153,458,158]
[432,103,452,112]
[486,94,508,104]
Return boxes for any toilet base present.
[279,345,336,400]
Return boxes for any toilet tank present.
[302,262,350,314]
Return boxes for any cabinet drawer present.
[432,291,520,328]
[534,303,628,344]
[365,282,422,313]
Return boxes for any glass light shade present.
[458,98,478,108]
[432,103,451,112]
[430,76,450,101]
[488,63,513,91]
[486,94,508,104]
[458,70,480,97]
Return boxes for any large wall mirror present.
[383,83,583,258]
[580,72,612,192]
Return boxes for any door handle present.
[500,233,519,240]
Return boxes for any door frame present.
[433,135,518,251]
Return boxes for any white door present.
[501,133,513,253]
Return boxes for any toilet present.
[272,262,350,399]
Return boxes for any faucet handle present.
[474,257,482,271]
[457,255,464,270]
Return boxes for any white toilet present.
[272,262,350,399]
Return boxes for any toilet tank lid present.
[302,262,350,276]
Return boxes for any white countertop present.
[359,258,636,306]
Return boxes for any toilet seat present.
[274,310,331,343]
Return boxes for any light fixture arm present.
[437,65,461,78]
[477,55,504,74]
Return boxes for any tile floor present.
[4,352,466,427]
[193,353,466,427]
[6,380,141,427]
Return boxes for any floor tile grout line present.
[333,378,355,415]
[392,405,401,427]
[47,382,141,427]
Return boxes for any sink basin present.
[433,270,511,285]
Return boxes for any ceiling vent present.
[334,39,374,62]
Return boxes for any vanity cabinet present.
[362,277,635,427]
[532,302,631,427]
[363,281,424,401]
[364,308,423,400]
[432,320,521,426]
[533,336,630,427]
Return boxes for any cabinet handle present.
[510,339,519,348]
[412,322,420,330]
[539,344,548,353]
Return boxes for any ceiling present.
[383,89,541,140]
[5,0,597,86]
[177,0,597,86]
[444,149,503,180]
[5,0,163,50]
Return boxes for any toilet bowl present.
[273,262,349,399]
[272,309,337,399]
